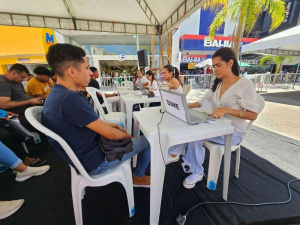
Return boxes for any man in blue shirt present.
[43,44,150,187]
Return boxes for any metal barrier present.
[98,73,300,93]
[179,73,300,92]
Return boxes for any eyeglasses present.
[16,71,28,80]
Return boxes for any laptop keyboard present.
[190,114,203,122]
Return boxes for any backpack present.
[97,135,133,162]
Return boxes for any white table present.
[117,87,138,95]
[133,107,234,225]
[120,95,161,135]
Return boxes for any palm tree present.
[259,55,294,84]
[206,0,286,57]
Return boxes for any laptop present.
[139,83,155,98]
[160,89,213,125]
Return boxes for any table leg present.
[223,134,232,201]
[149,140,167,225]
[120,98,125,112]
[126,103,133,135]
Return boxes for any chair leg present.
[21,142,29,153]
[235,146,241,178]
[71,168,84,225]
[132,155,137,168]
[206,149,223,190]
[121,161,135,217]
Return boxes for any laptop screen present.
[160,90,187,123]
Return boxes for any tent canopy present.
[0,0,205,35]
[241,25,300,56]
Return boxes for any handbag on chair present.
[97,135,133,162]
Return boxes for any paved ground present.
[186,89,300,178]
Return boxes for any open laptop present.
[139,83,155,98]
[160,89,213,125]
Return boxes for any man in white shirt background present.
[135,70,149,87]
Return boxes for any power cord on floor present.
[156,111,300,225]
[176,178,300,225]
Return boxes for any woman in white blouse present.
[167,47,259,189]
[145,70,158,92]
[161,65,183,94]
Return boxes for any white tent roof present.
[0,0,205,35]
[241,25,300,56]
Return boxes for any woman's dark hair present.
[89,66,98,73]
[146,70,155,85]
[211,47,240,92]
[163,65,182,86]
[46,43,86,77]
[33,66,53,76]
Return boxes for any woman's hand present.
[209,107,229,119]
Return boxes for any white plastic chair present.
[86,87,126,126]
[113,80,120,88]
[25,106,135,225]
[203,94,265,190]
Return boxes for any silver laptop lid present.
[160,89,188,123]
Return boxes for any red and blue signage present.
[180,35,259,52]
[118,54,126,62]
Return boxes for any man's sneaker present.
[0,199,24,220]
[15,166,50,182]
[133,174,150,188]
[183,173,204,189]
[165,154,180,165]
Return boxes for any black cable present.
[157,111,166,165]
[177,178,300,225]
[164,185,173,225]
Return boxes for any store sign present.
[46,33,55,44]
[181,55,208,64]
[118,54,126,62]
[241,59,260,65]
[283,0,292,23]
[180,35,259,52]
[204,38,234,48]
[18,58,30,62]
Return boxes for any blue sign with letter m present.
[46,33,54,44]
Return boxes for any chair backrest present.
[113,80,120,88]
[25,106,93,181]
[86,87,112,117]
[244,94,265,136]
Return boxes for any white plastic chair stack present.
[203,94,265,190]
[25,106,135,225]
[86,87,126,127]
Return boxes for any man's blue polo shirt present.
[42,84,104,173]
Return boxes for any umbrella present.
[195,58,212,68]
[238,61,251,67]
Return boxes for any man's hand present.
[28,98,43,105]
[6,111,18,117]
[109,123,127,133]
[209,107,228,119]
